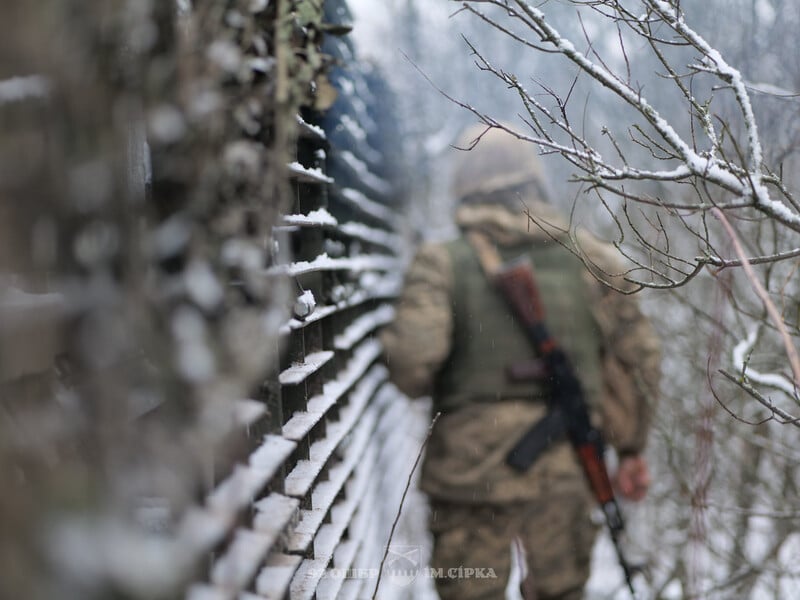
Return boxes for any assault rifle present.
[467,233,639,597]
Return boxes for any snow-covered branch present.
[459,0,800,232]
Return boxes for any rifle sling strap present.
[466,230,503,277]
[467,229,556,357]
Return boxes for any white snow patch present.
[152,216,191,259]
[288,161,334,184]
[340,188,398,225]
[268,252,398,277]
[0,75,50,104]
[339,221,404,252]
[338,150,392,195]
[283,208,338,227]
[249,0,269,13]
[296,114,326,140]
[184,261,224,311]
[148,104,187,144]
[340,114,367,141]
[247,56,275,73]
[732,328,797,396]
[220,238,263,271]
[207,40,242,73]
[333,304,395,350]
[0,285,63,311]
[171,307,215,382]
[293,289,316,319]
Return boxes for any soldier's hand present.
[615,455,650,502]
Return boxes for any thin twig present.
[372,411,441,599]
[707,357,772,427]
[698,247,800,268]
[719,370,800,427]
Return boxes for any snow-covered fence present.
[173,3,422,598]
[186,102,417,599]
[0,1,423,599]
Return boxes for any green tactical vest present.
[433,235,604,414]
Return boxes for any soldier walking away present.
[381,125,662,600]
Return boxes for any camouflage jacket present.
[380,202,662,503]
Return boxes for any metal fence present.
[184,105,424,598]
[0,1,429,599]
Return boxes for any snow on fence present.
[183,112,425,599]
[0,2,426,597]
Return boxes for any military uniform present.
[381,128,661,599]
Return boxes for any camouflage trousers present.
[429,492,598,600]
